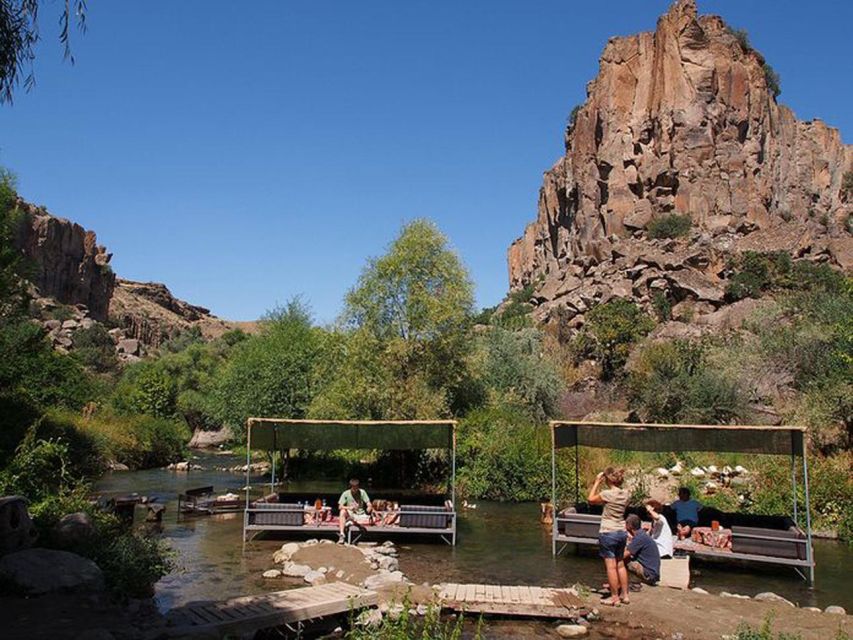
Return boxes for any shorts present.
[678,519,698,527]
[627,560,659,584]
[598,531,628,559]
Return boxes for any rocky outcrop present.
[507,0,852,325]
[0,548,105,594]
[13,199,115,321]
[109,278,249,348]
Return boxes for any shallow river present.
[94,452,852,617]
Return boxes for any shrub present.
[724,251,792,301]
[457,404,574,502]
[93,533,175,599]
[727,26,752,51]
[651,291,672,321]
[842,171,853,201]
[346,599,480,640]
[629,340,745,425]
[72,324,118,372]
[646,213,691,239]
[574,299,655,380]
[476,327,563,420]
[763,62,782,99]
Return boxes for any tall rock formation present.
[13,199,115,321]
[508,0,852,326]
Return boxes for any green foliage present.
[346,600,479,640]
[328,220,477,418]
[0,316,96,410]
[646,213,692,239]
[72,324,118,372]
[629,340,745,425]
[763,62,782,99]
[651,291,672,321]
[344,219,474,343]
[727,27,752,51]
[725,251,795,301]
[842,171,853,201]
[474,327,562,420]
[573,299,654,380]
[457,405,573,502]
[214,299,326,430]
[160,325,203,353]
[567,104,582,131]
[0,168,30,317]
[731,614,802,640]
[94,534,175,599]
[490,284,535,329]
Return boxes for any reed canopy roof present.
[247,418,456,451]
[551,421,806,456]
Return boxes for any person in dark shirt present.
[623,514,660,587]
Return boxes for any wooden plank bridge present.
[438,583,586,618]
[164,582,378,638]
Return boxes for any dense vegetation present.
[1,163,851,551]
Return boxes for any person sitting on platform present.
[337,478,373,544]
[624,514,660,586]
[644,499,674,559]
[671,487,702,540]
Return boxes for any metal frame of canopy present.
[242,418,458,545]
[549,421,814,584]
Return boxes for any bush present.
[651,291,672,321]
[842,171,853,201]
[629,340,745,425]
[475,327,563,420]
[573,299,654,380]
[646,213,691,239]
[764,62,781,99]
[72,324,118,372]
[93,533,175,599]
[457,405,574,502]
[725,251,792,301]
[346,600,479,640]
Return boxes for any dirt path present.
[584,588,851,640]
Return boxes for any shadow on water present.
[94,452,852,615]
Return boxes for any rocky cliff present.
[13,200,248,354]
[13,199,115,321]
[508,0,852,328]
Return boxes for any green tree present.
[629,340,744,425]
[475,326,562,421]
[339,219,476,416]
[213,299,326,431]
[574,299,655,380]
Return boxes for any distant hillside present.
[13,197,256,361]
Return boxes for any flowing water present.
[94,452,852,619]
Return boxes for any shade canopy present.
[551,421,805,456]
[247,418,456,451]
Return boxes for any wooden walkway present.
[438,583,586,618]
[165,582,378,638]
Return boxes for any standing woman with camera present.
[588,467,630,606]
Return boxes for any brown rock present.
[13,201,115,321]
[507,0,852,311]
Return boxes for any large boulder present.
[0,496,37,556]
[0,548,105,594]
[53,512,95,547]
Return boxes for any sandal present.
[600,596,621,607]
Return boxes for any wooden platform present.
[165,582,378,638]
[438,583,585,618]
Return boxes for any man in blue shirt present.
[672,487,702,540]
[624,514,660,587]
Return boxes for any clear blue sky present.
[2,1,850,322]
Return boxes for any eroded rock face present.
[508,0,852,321]
[13,200,115,321]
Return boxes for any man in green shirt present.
[338,478,372,543]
